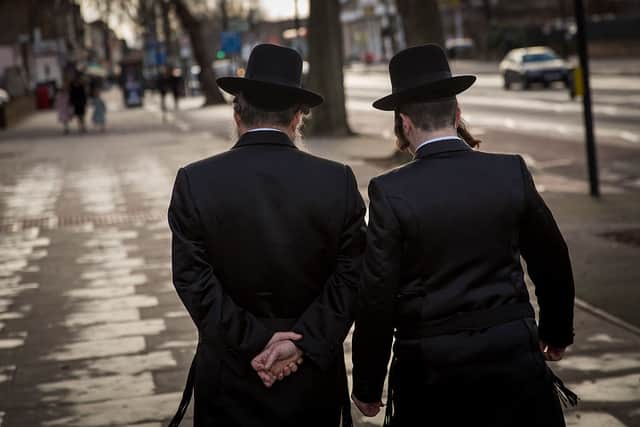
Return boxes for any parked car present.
[499,47,570,90]
[445,37,475,59]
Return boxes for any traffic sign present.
[221,31,242,55]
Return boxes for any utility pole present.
[221,0,229,31]
[574,0,600,197]
[293,0,301,52]
[294,0,301,36]
[383,0,398,57]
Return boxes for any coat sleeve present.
[168,167,273,360]
[290,166,366,371]
[518,156,575,348]
[351,178,402,403]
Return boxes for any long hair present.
[457,118,482,148]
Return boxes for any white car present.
[499,47,570,90]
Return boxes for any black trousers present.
[390,319,566,427]
[391,371,565,427]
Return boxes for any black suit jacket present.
[169,130,366,426]
[352,138,575,404]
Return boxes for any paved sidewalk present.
[0,101,639,426]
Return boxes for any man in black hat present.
[351,44,575,426]
[168,44,365,426]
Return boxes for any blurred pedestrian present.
[156,66,170,117]
[352,44,576,426]
[69,73,87,133]
[54,80,72,134]
[167,44,364,427]
[170,67,182,110]
[91,87,106,133]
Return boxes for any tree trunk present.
[395,0,445,48]
[220,0,229,30]
[307,0,351,136]
[171,0,225,105]
[481,0,492,59]
[160,0,178,63]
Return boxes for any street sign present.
[221,31,242,55]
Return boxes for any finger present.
[268,365,281,377]
[264,348,280,370]
[549,352,563,361]
[251,355,266,371]
[289,362,298,373]
[257,371,273,387]
[260,369,275,382]
[296,357,304,365]
[539,341,548,353]
[267,333,289,349]
[272,331,303,343]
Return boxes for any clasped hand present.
[251,332,304,387]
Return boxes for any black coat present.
[69,81,87,116]
[352,138,574,426]
[169,130,366,426]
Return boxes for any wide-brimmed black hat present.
[217,43,323,110]
[372,44,476,111]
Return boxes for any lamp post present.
[574,0,600,197]
[294,0,301,36]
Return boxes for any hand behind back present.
[251,332,304,387]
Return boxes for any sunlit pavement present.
[0,91,639,426]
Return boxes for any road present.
[166,69,640,195]
[345,69,640,146]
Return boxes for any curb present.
[575,297,640,337]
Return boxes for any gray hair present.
[232,94,308,128]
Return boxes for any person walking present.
[54,80,72,134]
[157,66,170,119]
[168,44,365,427]
[91,87,106,132]
[351,44,576,427]
[170,67,182,110]
[69,73,87,133]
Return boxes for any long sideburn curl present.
[457,118,482,149]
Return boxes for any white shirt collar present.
[415,135,464,152]
[246,127,286,133]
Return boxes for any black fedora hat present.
[372,44,476,111]
[217,43,323,110]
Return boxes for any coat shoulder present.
[295,149,350,173]
[180,147,350,182]
[182,150,236,174]
[475,151,524,164]
[370,159,420,191]
[474,151,526,178]
[372,151,524,192]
